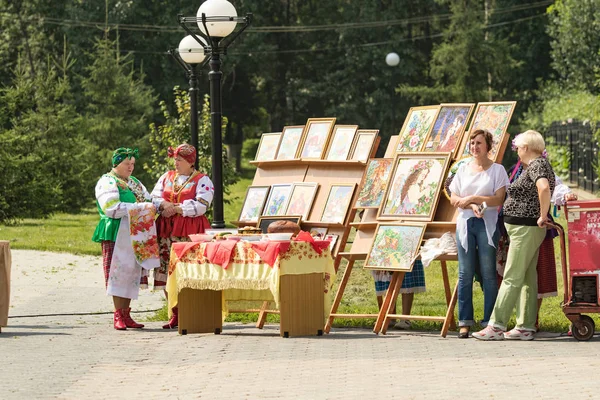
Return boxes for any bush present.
[242,138,260,161]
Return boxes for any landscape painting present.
[364,223,426,271]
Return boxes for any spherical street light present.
[385,52,400,67]
[197,0,238,38]
[178,35,206,64]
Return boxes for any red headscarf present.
[167,144,196,166]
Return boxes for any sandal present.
[458,327,470,339]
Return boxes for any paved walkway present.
[1,249,599,399]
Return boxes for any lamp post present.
[178,0,252,229]
[385,52,400,134]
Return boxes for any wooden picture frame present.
[324,234,339,252]
[378,152,451,221]
[364,223,427,272]
[355,158,394,209]
[349,129,378,162]
[255,132,282,161]
[262,183,293,216]
[423,103,475,156]
[320,183,357,224]
[257,215,302,234]
[310,227,328,238]
[238,185,271,222]
[276,125,305,160]
[459,101,517,160]
[324,125,359,161]
[285,182,319,220]
[298,117,336,160]
[396,105,441,153]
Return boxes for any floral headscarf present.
[112,147,139,167]
[167,143,196,166]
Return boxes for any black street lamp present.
[178,0,252,229]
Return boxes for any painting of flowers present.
[460,101,516,160]
[349,130,378,162]
[255,132,282,161]
[424,104,474,155]
[395,106,440,153]
[276,125,305,160]
[364,223,426,271]
[320,183,356,223]
[263,184,293,216]
[355,158,393,208]
[379,153,451,221]
[325,125,359,160]
[299,118,336,159]
[238,186,270,222]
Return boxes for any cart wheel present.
[572,315,595,341]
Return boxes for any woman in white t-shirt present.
[449,129,510,338]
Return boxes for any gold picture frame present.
[364,222,427,272]
[254,132,282,161]
[276,125,305,160]
[324,125,359,161]
[320,183,357,224]
[238,185,271,222]
[285,182,319,220]
[349,129,379,162]
[298,117,336,160]
[395,105,441,153]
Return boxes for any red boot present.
[162,307,178,329]
[123,308,145,329]
[113,309,127,331]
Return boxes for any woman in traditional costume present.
[151,144,214,329]
[93,148,159,331]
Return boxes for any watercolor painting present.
[238,186,270,222]
[299,118,336,159]
[285,182,318,220]
[395,106,440,153]
[255,133,282,161]
[276,125,304,160]
[320,184,356,223]
[325,125,359,160]
[349,130,378,162]
[263,184,293,216]
[379,153,451,221]
[460,101,516,160]
[424,104,474,155]
[355,158,393,208]
[364,223,426,271]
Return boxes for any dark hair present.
[470,129,493,152]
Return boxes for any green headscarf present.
[112,147,139,167]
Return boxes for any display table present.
[166,240,335,337]
[0,241,11,332]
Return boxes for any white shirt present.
[449,162,509,252]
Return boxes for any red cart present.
[555,200,600,341]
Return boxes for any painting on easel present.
[263,183,293,216]
[276,125,305,160]
[379,153,451,221]
[423,103,474,156]
[355,158,393,208]
[364,223,426,271]
[395,105,440,153]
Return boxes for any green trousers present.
[489,223,546,331]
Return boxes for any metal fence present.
[545,120,599,193]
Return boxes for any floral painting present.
[460,101,516,160]
[285,182,318,220]
[325,125,358,160]
[379,153,451,221]
[424,104,474,155]
[255,132,282,161]
[299,118,336,159]
[320,184,356,223]
[355,158,393,208]
[350,130,378,162]
[276,126,304,160]
[396,106,440,153]
[238,186,270,222]
[364,223,426,271]
[263,184,293,216]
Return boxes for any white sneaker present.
[472,325,504,341]
[503,328,535,341]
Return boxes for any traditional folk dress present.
[151,170,214,288]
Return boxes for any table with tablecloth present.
[166,239,335,336]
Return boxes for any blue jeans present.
[456,218,499,327]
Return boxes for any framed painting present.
[255,132,282,161]
[424,103,474,155]
[324,125,359,160]
[459,101,517,160]
[285,182,319,220]
[238,186,270,222]
[324,234,339,253]
[262,183,293,216]
[310,227,328,238]
[378,152,451,221]
[395,106,440,153]
[349,129,379,162]
[298,117,336,160]
[355,158,394,208]
[276,125,305,160]
[364,223,426,272]
[320,183,357,224]
[258,215,302,234]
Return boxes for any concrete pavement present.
[1,249,599,399]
